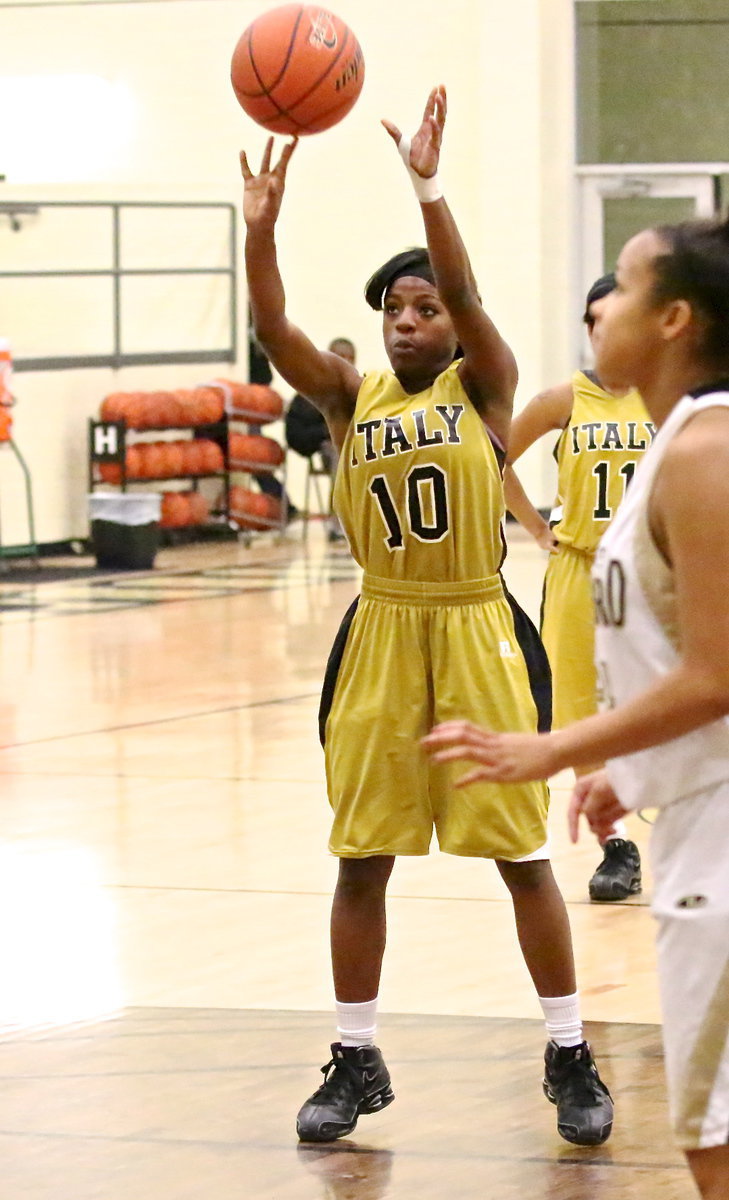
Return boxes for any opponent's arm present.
[382,87,517,449]
[241,138,360,443]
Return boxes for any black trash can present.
[88,493,161,570]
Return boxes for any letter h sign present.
[90,421,125,460]
[88,419,126,488]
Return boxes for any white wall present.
[0,0,575,545]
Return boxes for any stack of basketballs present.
[201,379,286,531]
[100,387,225,428]
[96,380,286,530]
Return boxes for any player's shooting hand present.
[240,137,298,229]
[568,770,627,844]
[382,85,446,180]
[422,720,558,784]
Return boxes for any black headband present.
[364,248,436,311]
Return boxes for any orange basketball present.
[100,393,129,423]
[159,392,184,428]
[145,391,175,428]
[98,462,122,485]
[229,486,282,530]
[231,4,364,136]
[181,440,206,474]
[229,432,284,468]
[162,441,186,477]
[129,394,148,424]
[138,442,166,479]
[125,446,144,480]
[173,389,199,426]
[227,383,284,424]
[161,492,190,528]
[193,387,225,425]
[251,385,284,421]
[197,439,225,474]
[188,491,210,525]
[134,394,157,429]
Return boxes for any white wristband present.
[397,136,442,204]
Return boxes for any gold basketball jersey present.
[552,371,654,553]
[333,362,504,580]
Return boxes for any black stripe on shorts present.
[318,595,360,748]
[503,582,553,734]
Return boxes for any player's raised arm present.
[240,138,360,437]
[382,86,517,447]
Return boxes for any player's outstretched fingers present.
[381,120,403,146]
[422,720,495,762]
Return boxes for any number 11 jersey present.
[551,370,653,554]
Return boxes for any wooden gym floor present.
[0,525,691,1198]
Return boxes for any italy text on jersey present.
[349,405,465,465]
[568,420,654,456]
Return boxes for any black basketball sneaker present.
[296,1043,395,1142]
[589,838,642,902]
[543,1040,614,1146]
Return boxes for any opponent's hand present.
[240,137,298,230]
[568,770,627,844]
[422,720,559,784]
[382,85,446,179]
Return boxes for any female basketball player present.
[424,215,729,1198]
[240,86,612,1149]
[503,275,653,902]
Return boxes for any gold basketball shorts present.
[541,544,598,729]
[323,573,550,861]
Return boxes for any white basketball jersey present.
[593,390,729,813]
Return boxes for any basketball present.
[229,485,283,530]
[229,431,285,469]
[230,4,364,136]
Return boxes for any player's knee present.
[335,855,394,901]
[497,858,553,894]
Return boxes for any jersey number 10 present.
[370,464,449,549]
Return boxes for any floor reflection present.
[297,1144,394,1200]
[0,841,122,1031]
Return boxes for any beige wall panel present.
[0,0,575,543]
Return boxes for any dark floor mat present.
[0,562,148,585]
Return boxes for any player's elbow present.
[252,318,294,365]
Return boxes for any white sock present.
[605,820,628,841]
[539,992,583,1048]
[335,998,378,1047]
